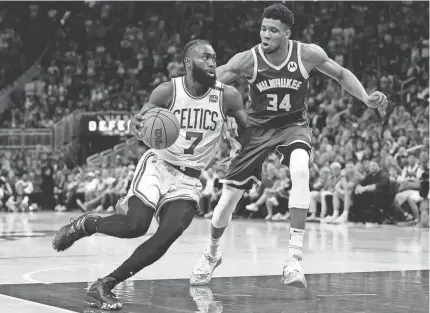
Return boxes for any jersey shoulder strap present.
[295,41,310,79]
[212,80,224,92]
[167,77,178,110]
[216,80,227,121]
[248,45,259,83]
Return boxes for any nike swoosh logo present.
[257,68,269,73]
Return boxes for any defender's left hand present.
[226,116,239,137]
[365,91,388,116]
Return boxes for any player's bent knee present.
[129,219,151,237]
[212,185,244,228]
[289,149,310,182]
[288,149,310,209]
[126,196,153,236]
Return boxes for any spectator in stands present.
[393,154,424,224]
[307,166,331,221]
[245,156,279,215]
[12,173,33,211]
[266,167,291,221]
[54,168,67,212]
[91,169,118,213]
[351,160,393,224]
[321,162,343,222]
[329,161,364,224]
[0,171,13,212]
[40,162,55,210]
[419,157,429,228]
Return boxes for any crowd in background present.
[0,146,143,213]
[0,2,428,227]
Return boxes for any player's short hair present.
[182,39,211,65]
[262,3,295,29]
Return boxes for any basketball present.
[139,108,180,150]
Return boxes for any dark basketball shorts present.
[220,124,313,190]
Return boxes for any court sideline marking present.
[22,264,114,284]
[0,294,78,313]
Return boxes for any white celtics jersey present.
[153,76,227,170]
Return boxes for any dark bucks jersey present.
[247,40,310,128]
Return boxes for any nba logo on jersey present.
[287,61,297,72]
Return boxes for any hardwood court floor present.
[0,212,428,312]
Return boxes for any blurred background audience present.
[0,2,428,227]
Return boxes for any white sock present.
[207,236,221,258]
[288,227,304,260]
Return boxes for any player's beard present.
[192,64,216,87]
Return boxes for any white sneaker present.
[265,214,274,220]
[332,214,347,224]
[321,215,332,223]
[281,255,307,288]
[245,204,258,212]
[281,213,290,221]
[271,213,282,221]
[306,214,318,222]
[190,250,222,286]
[57,205,67,212]
[325,215,339,224]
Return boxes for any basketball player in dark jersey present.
[191,4,388,288]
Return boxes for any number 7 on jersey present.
[267,94,291,111]
[184,131,203,155]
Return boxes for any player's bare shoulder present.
[148,81,174,108]
[300,43,329,70]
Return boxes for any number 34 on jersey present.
[266,94,291,112]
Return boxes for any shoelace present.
[194,258,208,274]
[195,254,215,274]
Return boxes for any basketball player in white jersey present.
[190,4,388,288]
[52,39,248,310]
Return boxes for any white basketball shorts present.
[119,150,203,221]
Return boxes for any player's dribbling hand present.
[365,91,388,116]
[130,113,146,139]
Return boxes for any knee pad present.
[288,149,310,209]
[212,185,244,228]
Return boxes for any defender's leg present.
[190,127,270,285]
